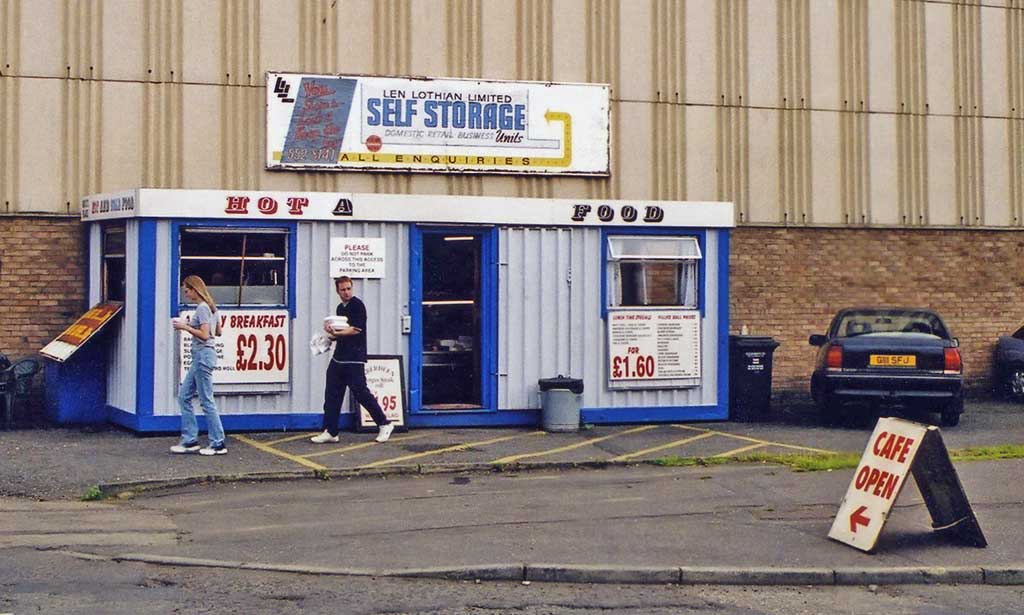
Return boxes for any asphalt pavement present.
[3,399,1024,586]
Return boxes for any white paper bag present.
[310,332,333,356]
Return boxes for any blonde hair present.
[182,275,221,335]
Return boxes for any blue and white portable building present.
[64,188,734,432]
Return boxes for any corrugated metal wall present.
[126,219,411,417]
[105,219,723,415]
[499,226,722,410]
[2,1,1022,227]
[498,226,573,408]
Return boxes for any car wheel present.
[940,397,963,427]
[1009,368,1024,402]
[814,391,839,425]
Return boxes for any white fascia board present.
[82,188,735,229]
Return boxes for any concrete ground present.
[2,399,1023,586]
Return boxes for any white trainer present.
[375,423,395,443]
[310,430,339,444]
[170,441,200,454]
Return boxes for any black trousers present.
[322,361,389,435]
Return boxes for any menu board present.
[607,309,701,381]
[354,355,407,431]
[179,309,290,384]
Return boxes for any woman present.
[171,275,227,455]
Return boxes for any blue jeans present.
[178,345,225,446]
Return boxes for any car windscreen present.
[835,310,947,338]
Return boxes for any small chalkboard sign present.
[352,355,408,432]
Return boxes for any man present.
[311,276,394,444]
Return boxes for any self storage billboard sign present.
[266,73,610,175]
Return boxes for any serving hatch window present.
[607,236,701,308]
[102,224,127,302]
[179,228,288,306]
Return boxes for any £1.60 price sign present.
[611,351,656,379]
[607,309,701,381]
[179,309,290,385]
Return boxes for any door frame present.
[408,225,498,414]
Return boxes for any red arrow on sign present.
[849,505,871,532]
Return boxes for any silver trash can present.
[538,376,584,433]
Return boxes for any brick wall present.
[1,219,1020,406]
[730,227,1024,397]
[0,216,87,362]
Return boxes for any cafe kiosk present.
[60,188,733,432]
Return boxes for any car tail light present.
[944,347,962,373]
[826,344,843,370]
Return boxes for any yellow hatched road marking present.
[265,433,320,446]
[233,434,327,472]
[713,442,768,457]
[301,433,429,459]
[491,425,658,464]
[673,425,836,455]
[608,431,716,462]
[360,431,546,468]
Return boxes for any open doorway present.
[420,231,481,408]
[412,227,496,411]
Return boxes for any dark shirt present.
[332,297,368,363]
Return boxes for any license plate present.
[869,354,916,367]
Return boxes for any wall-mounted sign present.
[607,309,701,381]
[178,309,290,385]
[41,302,124,362]
[330,237,386,278]
[266,73,610,176]
[353,355,407,432]
[80,189,735,229]
[80,194,136,220]
[829,417,986,552]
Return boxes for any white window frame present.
[101,223,127,302]
[607,236,702,309]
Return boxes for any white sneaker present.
[311,430,339,444]
[375,423,395,443]
[199,443,227,456]
[170,441,200,454]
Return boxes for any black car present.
[809,307,964,426]
[994,323,1024,401]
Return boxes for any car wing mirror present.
[809,334,827,346]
